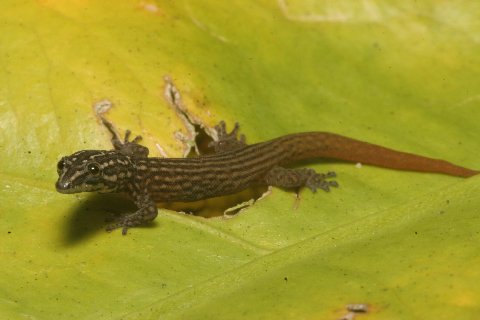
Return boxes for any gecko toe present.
[326,171,336,178]
[329,180,339,188]
[106,220,130,235]
[131,135,142,144]
[124,130,131,143]
[105,223,120,233]
[318,182,331,192]
[305,171,338,193]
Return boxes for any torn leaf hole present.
[185,122,216,157]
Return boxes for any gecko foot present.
[264,167,338,193]
[106,205,158,235]
[105,217,146,236]
[208,120,247,153]
[306,171,339,192]
[101,116,149,157]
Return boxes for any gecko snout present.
[55,180,72,193]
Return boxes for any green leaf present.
[1,1,479,319]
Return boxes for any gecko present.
[55,119,478,235]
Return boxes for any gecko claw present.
[124,130,131,143]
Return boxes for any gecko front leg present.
[106,193,158,235]
[100,117,155,234]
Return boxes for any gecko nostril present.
[55,180,71,192]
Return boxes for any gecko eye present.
[57,159,65,172]
[87,163,101,176]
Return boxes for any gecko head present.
[55,150,131,194]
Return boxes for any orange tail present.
[279,132,478,178]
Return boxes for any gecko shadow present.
[60,193,150,246]
[60,187,268,246]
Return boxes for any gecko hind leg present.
[209,120,247,153]
[264,166,339,192]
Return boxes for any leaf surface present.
[0,1,479,319]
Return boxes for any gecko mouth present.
[55,180,102,194]
[55,179,114,194]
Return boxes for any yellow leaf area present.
[1,1,479,319]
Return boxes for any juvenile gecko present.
[55,119,478,235]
